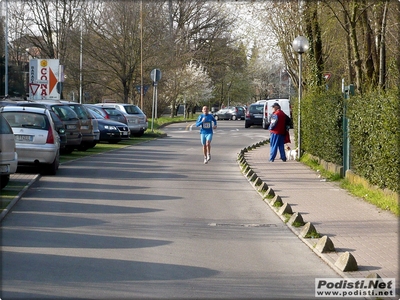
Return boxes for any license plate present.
[81,125,89,130]
[15,135,33,141]
[254,115,262,118]
[67,125,76,129]
[121,132,128,136]
[0,165,10,173]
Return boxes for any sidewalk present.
[242,143,399,292]
[0,173,39,221]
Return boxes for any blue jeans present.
[270,133,286,161]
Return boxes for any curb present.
[0,174,41,222]
[237,140,370,279]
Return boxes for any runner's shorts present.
[200,133,213,145]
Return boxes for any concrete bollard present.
[335,251,358,272]
[249,173,257,182]
[288,212,305,226]
[246,169,254,177]
[253,177,262,186]
[270,194,283,206]
[266,187,275,198]
[258,182,269,192]
[278,202,293,215]
[300,222,318,238]
[365,273,381,279]
[315,235,335,253]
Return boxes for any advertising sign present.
[29,59,60,100]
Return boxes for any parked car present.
[87,111,100,148]
[60,101,96,150]
[261,99,292,129]
[1,106,60,175]
[1,99,68,150]
[14,101,82,154]
[214,106,245,120]
[86,107,130,143]
[244,103,264,128]
[0,113,18,189]
[84,104,128,125]
[95,103,148,137]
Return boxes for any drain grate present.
[208,223,277,228]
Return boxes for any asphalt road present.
[1,121,341,299]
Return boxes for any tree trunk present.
[349,1,363,94]
[378,0,389,89]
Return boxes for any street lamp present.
[1,0,9,97]
[292,35,309,158]
[74,7,83,104]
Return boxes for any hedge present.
[293,89,399,193]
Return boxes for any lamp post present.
[74,7,83,104]
[140,0,143,110]
[2,0,8,97]
[292,35,309,158]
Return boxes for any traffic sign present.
[323,72,332,81]
[150,68,162,82]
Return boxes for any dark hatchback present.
[84,104,127,124]
[61,101,96,150]
[244,103,264,128]
[86,107,130,143]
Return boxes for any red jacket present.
[269,109,287,135]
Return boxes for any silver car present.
[1,106,60,175]
[95,103,148,137]
[0,113,18,189]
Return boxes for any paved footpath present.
[244,143,399,294]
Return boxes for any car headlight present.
[104,125,117,130]
[58,128,65,134]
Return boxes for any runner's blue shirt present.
[196,113,217,134]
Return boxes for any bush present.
[295,90,343,165]
[296,88,399,193]
[347,89,399,192]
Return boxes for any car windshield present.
[124,105,142,114]
[52,106,78,121]
[0,114,13,134]
[249,105,263,113]
[68,105,89,119]
[2,112,48,129]
[87,108,105,120]
[104,108,123,116]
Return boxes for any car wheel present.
[43,151,59,175]
[231,115,237,121]
[132,129,144,137]
[245,122,250,128]
[262,119,268,130]
[87,141,97,148]
[76,144,89,151]
[0,174,10,189]
[61,146,74,154]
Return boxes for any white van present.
[261,99,292,129]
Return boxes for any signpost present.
[150,68,162,132]
[28,59,61,100]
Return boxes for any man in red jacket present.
[268,102,287,162]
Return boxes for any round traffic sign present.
[150,68,162,82]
